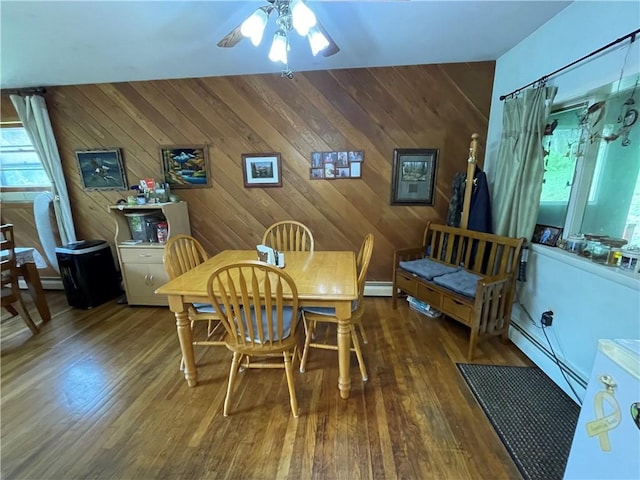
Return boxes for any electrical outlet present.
[541,310,554,327]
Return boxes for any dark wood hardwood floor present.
[1,291,531,479]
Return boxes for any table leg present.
[168,296,197,387]
[20,262,51,322]
[335,302,352,399]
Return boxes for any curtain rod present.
[499,28,640,101]
[1,87,47,96]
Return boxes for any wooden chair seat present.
[1,224,39,334]
[207,261,302,417]
[300,233,374,381]
[163,235,224,368]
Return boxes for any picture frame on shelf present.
[390,148,438,206]
[75,148,128,191]
[532,224,563,246]
[160,145,210,189]
[242,153,282,188]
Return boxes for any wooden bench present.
[392,221,524,359]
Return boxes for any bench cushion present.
[399,258,460,280]
[433,269,482,298]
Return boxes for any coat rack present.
[460,133,479,230]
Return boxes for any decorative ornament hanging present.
[602,76,639,146]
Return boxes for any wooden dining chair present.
[1,224,39,334]
[207,261,302,417]
[299,233,374,381]
[262,220,314,252]
[163,234,223,368]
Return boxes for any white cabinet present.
[109,202,190,306]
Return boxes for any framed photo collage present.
[310,150,364,180]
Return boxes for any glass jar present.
[606,248,622,267]
[565,234,586,254]
[590,242,610,264]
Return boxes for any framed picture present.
[160,145,210,189]
[242,153,282,188]
[532,224,563,246]
[310,168,324,179]
[350,162,362,179]
[390,148,438,205]
[310,150,364,180]
[75,148,128,190]
[324,163,336,179]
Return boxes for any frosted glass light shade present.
[307,25,329,56]
[268,30,288,64]
[240,8,268,46]
[291,0,316,36]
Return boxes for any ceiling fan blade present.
[217,5,274,49]
[316,20,340,57]
[217,24,244,48]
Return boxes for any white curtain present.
[10,94,77,245]
[491,85,558,240]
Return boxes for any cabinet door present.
[122,262,169,306]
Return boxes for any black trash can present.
[55,240,121,309]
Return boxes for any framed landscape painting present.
[242,153,282,188]
[390,148,438,205]
[160,145,210,188]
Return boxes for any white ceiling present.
[0,0,572,89]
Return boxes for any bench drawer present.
[416,283,442,309]
[395,272,418,296]
[442,296,472,325]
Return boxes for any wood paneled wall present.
[7,63,495,281]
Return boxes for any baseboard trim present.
[34,278,394,296]
[364,281,393,297]
[19,277,64,291]
[509,320,587,403]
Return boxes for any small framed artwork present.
[336,151,348,167]
[75,148,128,190]
[348,151,364,163]
[350,162,362,179]
[532,224,563,246]
[242,153,282,188]
[324,163,336,179]
[161,145,210,188]
[311,152,322,168]
[310,168,324,179]
[390,148,438,206]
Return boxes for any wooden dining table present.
[155,249,358,399]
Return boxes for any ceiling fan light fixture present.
[240,8,269,46]
[291,0,317,36]
[269,30,288,64]
[307,25,329,56]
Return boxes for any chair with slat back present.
[163,235,223,369]
[299,233,374,381]
[262,221,314,252]
[207,261,302,417]
[1,224,39,334]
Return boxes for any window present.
[0,123,51,189]
[537,75,640,246]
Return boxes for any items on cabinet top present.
[108,201,190,247]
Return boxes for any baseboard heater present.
[510,320,587,388]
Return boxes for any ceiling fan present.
[217,0,340,77]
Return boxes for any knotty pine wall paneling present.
[43,63,494,281]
